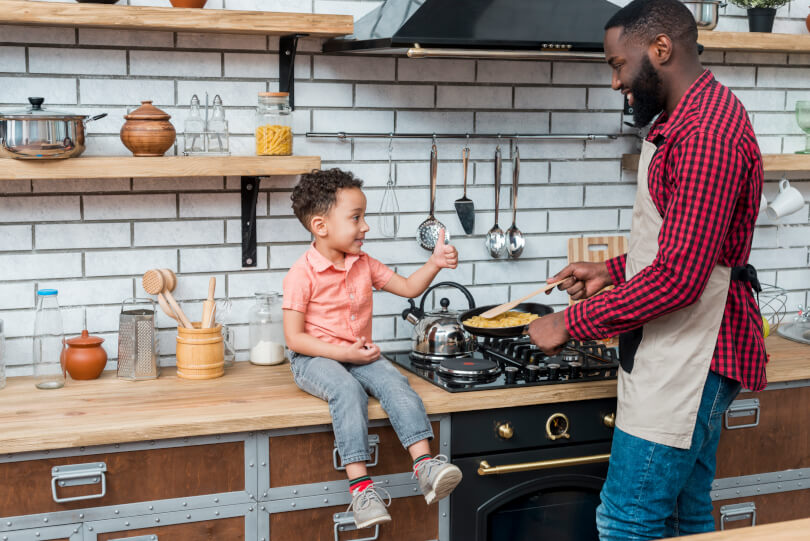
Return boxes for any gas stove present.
[389,337,620,392]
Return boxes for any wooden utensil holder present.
[176,323,224,380]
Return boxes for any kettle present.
[402,282,477,361]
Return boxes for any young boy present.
[282,169,463,528]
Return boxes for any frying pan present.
[458,302,553,338]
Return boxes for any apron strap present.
[618,264,761,375]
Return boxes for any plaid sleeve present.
[566,131,746,340]
[606,254,627,287]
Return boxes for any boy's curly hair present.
[291,168,364,230]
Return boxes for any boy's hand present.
[343,337,381,364]
[429,229,458,269]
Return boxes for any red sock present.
[350,476,372,494]
[413,454,431,477]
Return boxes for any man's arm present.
[565,132,748,340]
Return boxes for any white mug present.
[766,179,804,220]
[759,193,768,215]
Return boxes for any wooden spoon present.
[142,269,192,328]
[157,292,179,322]
[479,281,562,320]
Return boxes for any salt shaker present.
[183,94,205,154]
[207,94,229,153]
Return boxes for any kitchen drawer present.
[715,386,810,478]
[268,496,438,541]
[0,442,245,517]
[712,488,810,531]
[267,422,440,487]
[95,517,244,541]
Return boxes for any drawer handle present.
[724,398,760,430]
[51,462,107,503]
[333,434,380,471]
[110,536,158,541]
[333,511,380,541]
[478,453,610,476]
[720,502,756,530]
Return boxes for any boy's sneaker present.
[349,484,392,529]
[413,455,463,505]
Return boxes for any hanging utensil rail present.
[305,132,618,141]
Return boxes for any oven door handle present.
[477,453,611,476]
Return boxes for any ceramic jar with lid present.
[120,101,176,157]
[64,330,108,380]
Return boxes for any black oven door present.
[451,443,610,541]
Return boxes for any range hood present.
[322,0,621,60]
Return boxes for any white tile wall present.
[0,1,808,375]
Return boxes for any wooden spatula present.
[480,281,562,320]
[201,277,216,329]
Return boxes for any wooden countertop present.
[663,518,810,540]
[0,336,807,455]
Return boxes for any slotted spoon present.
[417,143,448,251]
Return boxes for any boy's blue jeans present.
[597,370,742,540]
[289,352,434,465]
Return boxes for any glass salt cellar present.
[248,292,286,365]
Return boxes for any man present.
[528,0,766,539]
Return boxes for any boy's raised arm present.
[382,230,458,299]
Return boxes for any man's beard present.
[630,56,665,128]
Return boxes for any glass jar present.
[248,292,286,365]
[0,318,5,391]
[33,289,65,389]
[255,92,292,156]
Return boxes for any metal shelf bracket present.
[241,176,260,268]
[279,34,307,110]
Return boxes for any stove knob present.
[504,366,519,384]
[496,422,514,440]
[568,361,582,379]
[525,364,540,382]
[547,363,560,381]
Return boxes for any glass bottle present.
[184,94,205,154]
[255,92,292,156]
[33,289,65,389]
[207,94,229,154]
[0,318,5,391]
[248,292,286,365]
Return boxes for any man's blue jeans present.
[596,370,742,540]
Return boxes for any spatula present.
[454,146,474,234]
[479,281,563,319]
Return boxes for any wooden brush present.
[142,269,192,328]
[201,277,216,329]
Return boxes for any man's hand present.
[528,311,570,355]
[547,261,613,301]
[429,229,458,269]
[343,337,381,364]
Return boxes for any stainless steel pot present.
[401,281,477,361]
[0,97,107,159]
[682,1,726,31]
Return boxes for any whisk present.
[378,136,400,238]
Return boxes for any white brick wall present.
[0,0,809,375]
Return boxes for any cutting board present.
[568,236,628,346]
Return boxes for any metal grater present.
[117,299,158,380]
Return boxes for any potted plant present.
[729,0,791,32]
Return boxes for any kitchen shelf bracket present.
[279,34,307,110]
[241,176,261,268]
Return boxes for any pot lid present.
[125,101,171,121]
[0,97,89,120]
[66,329,105,347]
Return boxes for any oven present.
[449,398,616,541]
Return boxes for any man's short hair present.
[291,168,364,230]
[605,0,698,48]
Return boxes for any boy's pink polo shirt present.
[282,244,395,347]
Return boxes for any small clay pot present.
[64,330,108,380]
[120,101,176,157]
[170,0,208,7]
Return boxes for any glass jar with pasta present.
[255,92,292,156]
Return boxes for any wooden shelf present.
[698,30,810,53]
[622,153,810,173]
[0,155,321,180]
[0,0,353,37]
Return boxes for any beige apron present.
[616,139,730,449]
